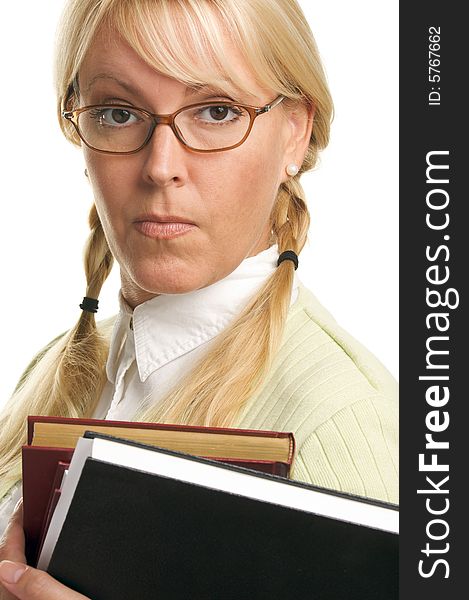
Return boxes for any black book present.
[37,431,398,600]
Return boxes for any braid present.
[73,205,113,336]
[0,205,114,497]
[272,178,310,255]
[84,205,114,299]
[55,204,114,415]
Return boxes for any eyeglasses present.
[62,95,285,154]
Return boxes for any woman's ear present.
[283,101,315,170]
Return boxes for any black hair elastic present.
[80,297,99,313]
[277,250,299,270]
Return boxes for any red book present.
[22,415,295,566]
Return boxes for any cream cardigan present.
[234,282,398,504]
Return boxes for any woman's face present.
[79,27,313,307]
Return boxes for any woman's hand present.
[0,499,90,600]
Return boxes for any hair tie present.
[80,297,99,313]
[277,250,298,270]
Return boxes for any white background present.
[0,1,398,407]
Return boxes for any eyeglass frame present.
[61,94,286,155]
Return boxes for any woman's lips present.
[134,221,196,239]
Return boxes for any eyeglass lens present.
[76,103,252,152]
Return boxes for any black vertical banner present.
[400,2,466,598]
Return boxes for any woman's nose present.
[140,122,188,187]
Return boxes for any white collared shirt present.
[92,244,299,421]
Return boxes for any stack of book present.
[22,415,295,565]
[23,416,398,599]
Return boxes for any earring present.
[286,163,299,177]
[84,168,89,178]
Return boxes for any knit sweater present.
[234,282,398,504]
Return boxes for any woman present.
[0,0,398,596]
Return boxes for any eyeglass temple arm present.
[256,95,285,114]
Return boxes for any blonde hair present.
[0,0,332,497]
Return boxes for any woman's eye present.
[89,107,141,126]
[195,104,244,124]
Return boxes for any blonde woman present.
[0,0,398,596]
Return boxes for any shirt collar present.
[106,244,298,383]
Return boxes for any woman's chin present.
[121,263,213,304]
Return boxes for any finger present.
[0,561,90,600]
[0,578,18,600]
[0,501,26,599]
[0,500,26,564]
[0,585,17,600]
